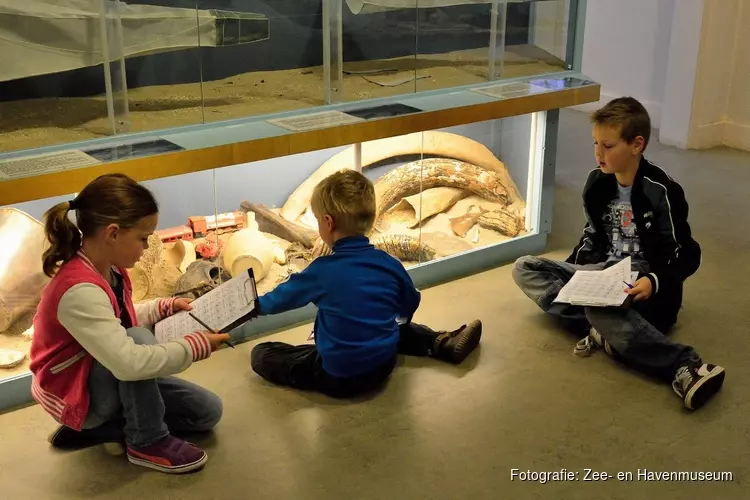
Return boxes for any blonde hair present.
[42,173,159,277]
[591,96,652,151]
[310,169,376,236]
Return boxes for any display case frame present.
[0,0,595,412]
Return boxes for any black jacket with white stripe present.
[566,156,701,329]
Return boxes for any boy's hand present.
[173,298,193,313]
[626,277,653,302]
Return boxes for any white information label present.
[267,111,364,132]
[0,150,101,179]
[471,81,554,100]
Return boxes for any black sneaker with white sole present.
[672,360,726,410]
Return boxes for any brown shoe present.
[433,320,482,364]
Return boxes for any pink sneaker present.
[127,435,207,473]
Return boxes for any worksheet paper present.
[155,271,257,343]
[554,257,637,307]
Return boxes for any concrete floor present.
[1,109,748,499]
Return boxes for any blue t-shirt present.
[257,235,421,377]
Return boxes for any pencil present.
[188,312,236,349]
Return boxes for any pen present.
[623,281,634,289]
[188,312,236,349]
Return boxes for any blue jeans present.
[512,256,699,381]
[82,327,223,448]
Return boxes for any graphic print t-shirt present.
[603,183,644,263]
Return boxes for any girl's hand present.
[626,277,653,302]
[173,298,193,313]
[205,332,232,352]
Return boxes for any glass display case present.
[0,0,596,411]
[0,112,552,382]
[0,0,581,153]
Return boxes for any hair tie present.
[68,199,77,210]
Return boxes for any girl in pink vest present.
[30,173,231,474]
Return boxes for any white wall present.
[573,0,676,129]
[725,0,750,151]
[662,0,750,151]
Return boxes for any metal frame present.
[567,0,587,72]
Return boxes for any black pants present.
[250,322,441,398]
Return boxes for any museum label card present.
[267,111,364,132]
[0,150,100,179]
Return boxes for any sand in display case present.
[0,0,572,152]
[0,112,546,381]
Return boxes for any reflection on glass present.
[0,0,568,157]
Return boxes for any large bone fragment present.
[240,201,318,248]
[0,208,50,333]
[477,209,525,237]
[374,158,509,220]
[384,187,469,228]
[449,205,488,238]
[279,131,522,222]
[372,235,436,262]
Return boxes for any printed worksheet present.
[155,271,257,343]
[555,257,633,307]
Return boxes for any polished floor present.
[1,110,748,499]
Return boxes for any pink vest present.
[29,252,137,431]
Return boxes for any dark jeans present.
[512,255,700,381]
[250,322,441,398]
[82,327,223,448]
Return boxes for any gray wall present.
[6,116,535,229]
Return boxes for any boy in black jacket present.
[512,97,725,411]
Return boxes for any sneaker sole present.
[685,368,726,411]
[127,451,208,474]
[451,323,482,364]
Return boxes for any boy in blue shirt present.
[250,169,482,398]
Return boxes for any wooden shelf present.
[0,82,599,206]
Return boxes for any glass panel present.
[415,0,570,93]
[200,115,540,299]
[0,0,113,153]
[400,116,538,266]
[195,1,313,124]
[138,171,221,307]
[339,0,419,103]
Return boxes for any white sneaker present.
[573,327,614,357]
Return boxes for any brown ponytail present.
[41,173,159,277]
[42,201,82,277]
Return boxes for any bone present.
[477,209,525,237]
[240,201,318,249]
[373,158,509,222]
[383,187,469,228]
[371,235,437,262]
[449,205,489,238]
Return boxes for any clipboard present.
[553,258,637,308]
[154,268,259,343]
